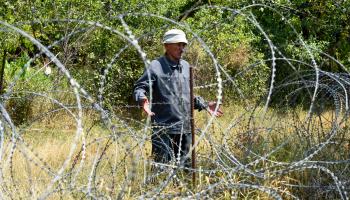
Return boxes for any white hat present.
[163,29,188,44]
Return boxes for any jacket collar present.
[164,55,182,71]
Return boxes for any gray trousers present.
[151,128,192,168]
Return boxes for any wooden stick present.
[189,65,196,188]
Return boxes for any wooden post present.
[189,65,196,188]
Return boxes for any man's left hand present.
[207,101,223,117]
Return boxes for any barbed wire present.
[1,3,350,199]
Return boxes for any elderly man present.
[133,29,222,167]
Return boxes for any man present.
[133,29,223,168]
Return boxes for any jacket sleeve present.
[133,67,155,105]
[194,96,208,111]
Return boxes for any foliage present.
[184,7,270,102]
[4,53,55,125]
[1,0,350,114]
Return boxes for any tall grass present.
[2,102,349,199]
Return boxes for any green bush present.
[4,53,55,125]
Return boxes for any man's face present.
[164,42,187,62]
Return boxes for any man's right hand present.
[140,98,155,116]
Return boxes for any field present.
[1,101,349,199]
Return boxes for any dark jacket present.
[133,55,207,132]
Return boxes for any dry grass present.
[1,104,349,199]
